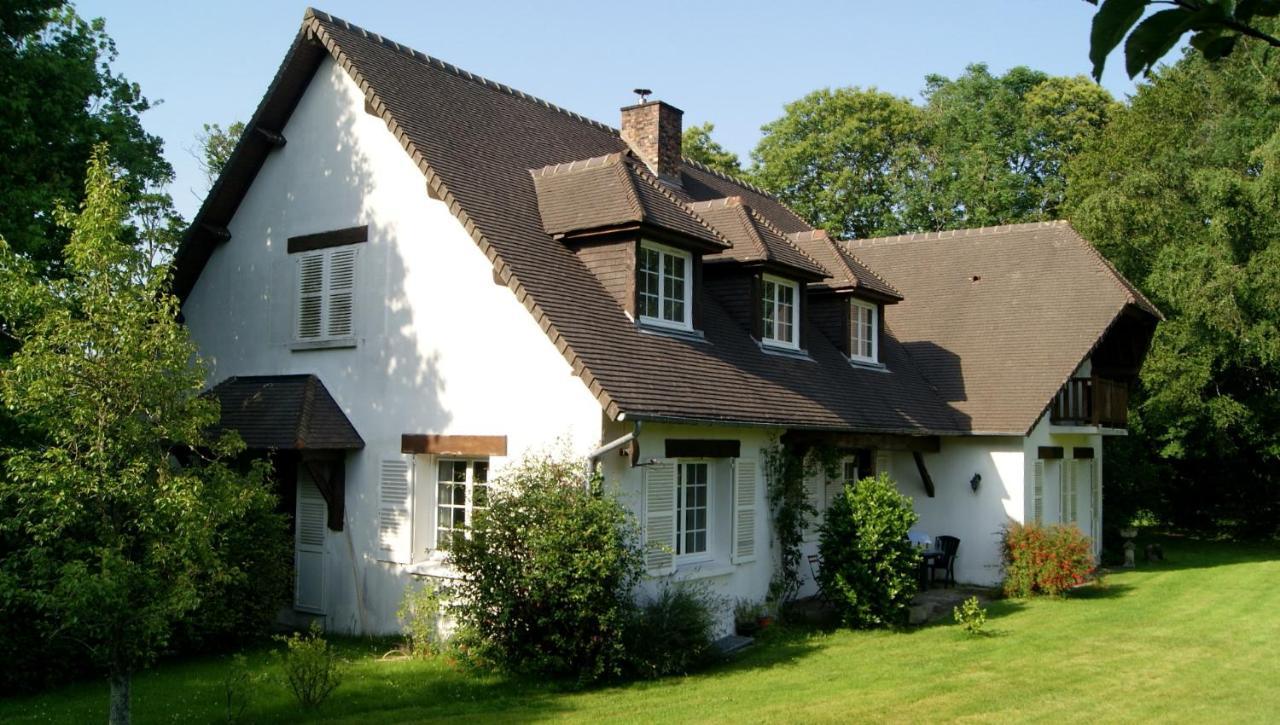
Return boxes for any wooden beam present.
[1073,446,1095,459]
[253,125,287,148]
[665,439,741,459]
[1038,446,1064,460]
[912,451,936,498]
[301,453,345,531]
[782,431,941,454]
[401,434,507,457]
[287,225,369,254]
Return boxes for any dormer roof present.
[690,197,828,280]
[787,229,902,301]
[531,153,729,251]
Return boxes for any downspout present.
[584,420,642,492]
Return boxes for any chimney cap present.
[633,88,652,103]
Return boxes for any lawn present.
[4,535,1278,723]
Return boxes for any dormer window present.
[761,274,800,349]
[851,298,878,363]
[638,240,692,330]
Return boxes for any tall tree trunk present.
[109,669,131,725]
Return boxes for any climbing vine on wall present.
[762,440,841,609]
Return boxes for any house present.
[175,8,1160,636]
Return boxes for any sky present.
[75,1,1150,220]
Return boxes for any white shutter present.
[1069,461,1080,524]
[296,253,324,340]
[326,247,357,339]
[1060,462,1071,524]
[378,458,413,563]
[1091,459,1102,538]
[1033,461,1045,524]
[295,474,327,613]
[732,459,759,564]
[875,450,891,479]
[643,462,677,575]
[802,471,823,541]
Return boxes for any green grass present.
[4,535,1279,723]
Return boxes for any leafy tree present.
[683,122,743,176]
[0,1,171,272]
[1085,0,1280,80]
[0,148,273,724]
[752,87,926,240]
[1066,31,1280,535]
[195,121,245,190]
[902,65,1118,231]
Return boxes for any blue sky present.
[75,1,1147,220]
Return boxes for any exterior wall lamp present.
[970,473,982,493]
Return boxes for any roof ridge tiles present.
[786,228,902,296]
[304,8,621,136]
[845,220,1070,248]
[839,246,902,297]
[745,207,827,273]
[529,152,625,178]
[622,157,731,248]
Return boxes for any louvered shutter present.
[1033,461,1045,524]
[295,475,327,613]
[1069,462,1080,524]
[643,462,677,575]
[326,247,357,338]
[802,471,823,541]
[875,450,891,478]
[296,253,324,340]
[1060,462,1071,524]
[378,458,413,563]
[1090,459,1101,535]
[733,459,759,564]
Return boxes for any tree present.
[752,87,926,240]
[1065,31,1280,535]
[902,65,1117,231]
[683,122,743,176]
[195,121,244,190]
[1085,0,1280,80]
[0,148,273,724]
[0,1,171,273]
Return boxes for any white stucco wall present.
[884,437,1026,587]
[598,421,784,637]
[182,57,603,634]
[1023,415,1105,557]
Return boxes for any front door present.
[295,470,327,614]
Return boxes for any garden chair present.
[929,536,960,588]
[807,553,830,602]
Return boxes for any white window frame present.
[761,274,801,350]
[434,458,490,551]
[637,240,693,331]
[293,245,359,348]
[850,298,878,363]
[675,460,714,564]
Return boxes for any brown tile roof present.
[689,197,828,278]
[787,229,902,299]
[531,153,729,249]
[208,374,365,450]
[176,9,1151,438]
[847,221,1160,434]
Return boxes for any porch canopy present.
[207,374,363,530]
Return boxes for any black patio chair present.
[807,553,829,602]
[929,536,960,588]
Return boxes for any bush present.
[277,622,343,709]
[625,584,719,679]
[953,596,987,636]
[818,472,920,628]
[447,449,644,684]
[398,579,446,658]
[1001,521,1095,597]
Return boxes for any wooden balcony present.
[1050,376,1129,428]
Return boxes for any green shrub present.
[1001,521,1095,597]
[277,623,343,709]
[626,584,719,679]
[221,653,252,723]
[953,596,987,636]
[172,481,291,653]
[818,472,920,628]
[398,579,446,658]
[446,449,644,684]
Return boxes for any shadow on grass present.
[1108,534,1280,574]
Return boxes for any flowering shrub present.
[1001,521,1095,597]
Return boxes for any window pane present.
[473,461,488,483]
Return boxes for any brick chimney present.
[620,100,683,184]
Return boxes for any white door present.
[295,470,327,614]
